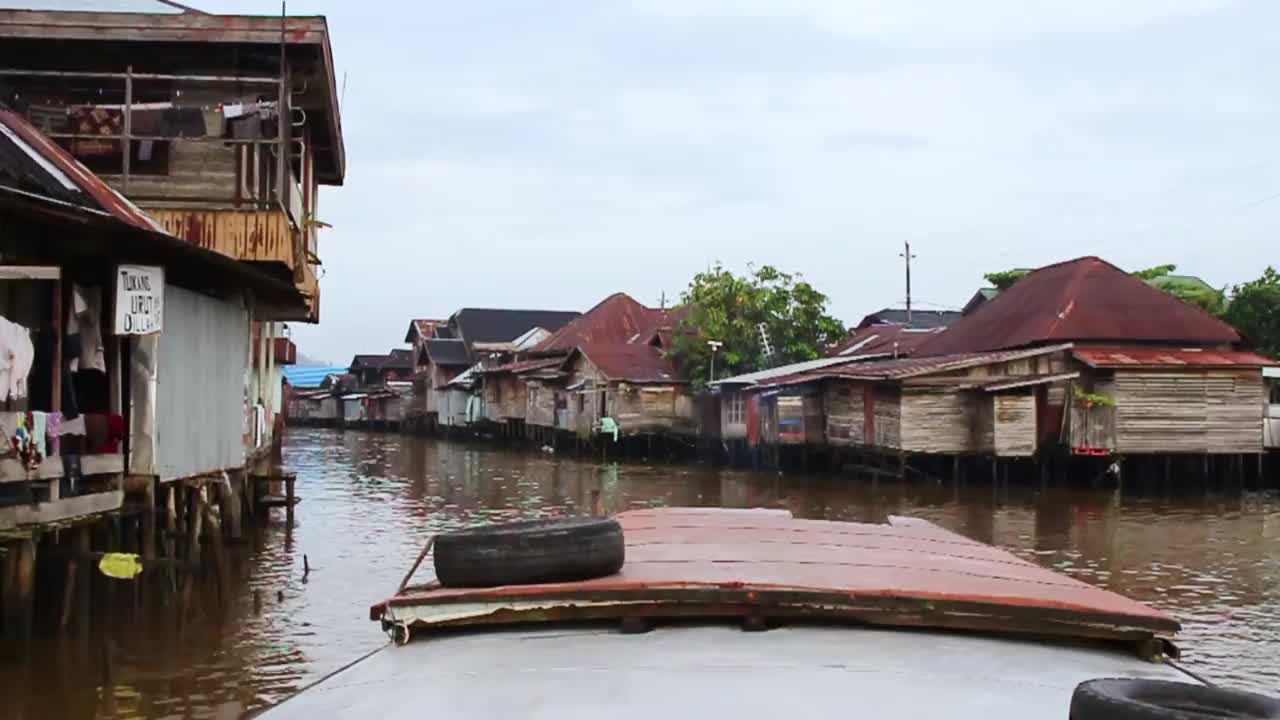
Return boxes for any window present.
[726,393,745,424]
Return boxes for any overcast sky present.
[205,0,1279,365]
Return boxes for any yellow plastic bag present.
[98,553,143,580]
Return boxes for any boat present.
[259,507,1280,719]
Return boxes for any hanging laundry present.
[202,107,224,137]
[29,412,47,459]
[221,102,247,119]
[52,414,86,437]
[71,285,105,373]
[71,106,123,136]
[129,108,164,136]
[137,140,155,162]
[162,107,206,137]
[0,315,34,402]
[47,412,62,455]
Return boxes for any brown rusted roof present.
[827,325,945,358]
[532,293,666,354]
[404,318,447,344]
[570,343,683,384]
[1074,348,1277,369]
[917,257,1243,356]
[763,345,1073,388]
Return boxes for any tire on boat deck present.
[1070,678,1280,720]
[433,516,625,588]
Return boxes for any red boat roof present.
[376,508,1177,646]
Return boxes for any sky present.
[202,0,1279,365]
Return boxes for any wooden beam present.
[0,454,125,484]
[0,490,124,531]
[0,265,59,280]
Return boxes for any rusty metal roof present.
[571,343,683,384]
[1074,348,1277,369]
[404,319,447,344]
[767,345,1073,388]
[378,508,1176,644]
[827,325,945,358]
[917,257,1243,356]
[532,293,666,355]
[483,357,564,375]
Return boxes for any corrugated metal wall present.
[156,284,249,481]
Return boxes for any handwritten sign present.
[114,265,164,335]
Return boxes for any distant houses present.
[309,255,1278,481]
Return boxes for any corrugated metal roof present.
[712,355,887,388]
[404,318,446,344]
[483,357,564,375]
[0,105,164,233]
[282,365,348,389]
[856,308,960,330]
[574,343,683,384]
[918,257,1243,356]
[1073,348,1277,369]
[761,345,1074,389]
[828,325,945,358]
[533,293,667,354]
[452,308,580,345]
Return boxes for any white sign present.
[114,265,164,335]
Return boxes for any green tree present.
[673,263,845,387]
[983,269,1029,290]
[1223,267,1280,357]
[1131,264,1178,280]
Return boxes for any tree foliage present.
[983,269,1029,290]
[672,263,845,387]
[1131,264,1178,280]
[1223,267,1280,358]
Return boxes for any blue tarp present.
[282,365,349,389]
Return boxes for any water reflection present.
[3,428,1277,717]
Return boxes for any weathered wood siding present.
[526,381,557,428]
[607,384,697,436]
[1113,370,1264,454]
[872,386,902,449]
[488,374,526,420]
[113,139,238,205]
[825,381,866,446]
[993,394,1036,457]
[899,389,973,454]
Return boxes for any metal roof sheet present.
[0,1,192,12]
[1073,348,1277,369]
[452,308,580,346]
[574,343,683,384]
[379,508,1176,642]
[423,339,470,367]
[767,345,1074,388]
[857,308,960,330]
[533,293,667,354]
[281,365,348,389]
[917,257,1243,356]
[828,325,945,358]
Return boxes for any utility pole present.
[900,241,916,326]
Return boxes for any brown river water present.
[3,427,1278,718]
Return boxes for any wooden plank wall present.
[605,384,697,435]
[900,389,974,454]
[1113,370,1263,454]
[993,394,1036,457]
[872,387,902,449]
[110,140,238,205]
[971,395,994,453]
[526,381,557,428]
[824,381,866,446]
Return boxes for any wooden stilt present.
[4,538,37,659]
[285,474,297,526]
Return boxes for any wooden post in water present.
[3,537,37,660]
[285,473,297,526]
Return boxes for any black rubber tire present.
[1071,679,1280,720]
[433,516,625,588]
